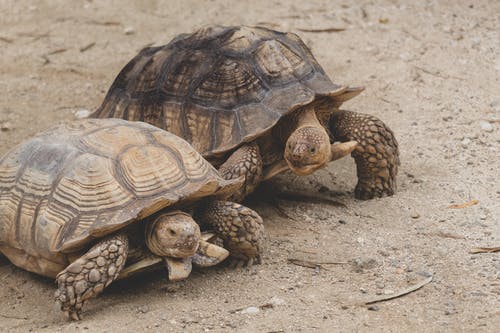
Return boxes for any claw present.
[228,256,258,268]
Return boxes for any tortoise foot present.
[329,110,400,200]
[218,142,263,202]
[227,254,262,268]
[354,181,395,200]
[196,200,265,266]
[55,234,128,320]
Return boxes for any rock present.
[359,287,367,294]
[411,212,420,219]
[74,109,91,119]
[338,219,347,224]
[0,121,13,131]
[461,138,471,147]
[124,27,136,35]
[367,305,380,311]
[240,306,260,314]
[352,257,378,273]
[479,121,493,132]
[138,305,150,314]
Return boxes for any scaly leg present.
[54,234,128,320]
[329,110,400,199]
[218,142,263,202]
[196,200,264,267]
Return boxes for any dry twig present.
[364,276,433,305]
[48,48,67,55]
[0,36,13,43]
[470,247,500,254]
[87,20,121,26]
[80,42,96,52]
[0,313,28,320]
[288,257,348,269]
[448,199,479,209]
[419,231,465,240]
[297,27,346,33]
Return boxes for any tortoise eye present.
[309,147,316,154]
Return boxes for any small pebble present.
[352,257,378,272]
[240,306,260,314]
[383,289,394,295]
[359,287,368,294]
[471,37,481,46]
[495,59,500,71]
[0,122,13,131]
[74,109,91,119]
[268,297,285,307]
[367,305,380,311]
[124,27,136,35]
[461,138,471,147]
[479,121,493,132]
[411,212,420,219]
[338,219,347,224]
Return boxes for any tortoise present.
[92,25,400,201]
[0,118,264,320]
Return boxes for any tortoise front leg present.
[329,110,400,200]
[218,142,263,202]
[196,200,265,268]
[54,234,128,320]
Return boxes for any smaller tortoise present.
[93,25,399,202]
[0,118,264,320]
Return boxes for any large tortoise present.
[92,25,399,201]
[0,118,264,320]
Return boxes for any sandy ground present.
[1,1,499,332]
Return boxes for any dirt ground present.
[1,0,499,332]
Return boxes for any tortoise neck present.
[273,105,322,144]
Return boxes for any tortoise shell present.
[0,118,240,276]
[93,25,350,158]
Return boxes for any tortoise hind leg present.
[55,233,128,320]
[195,200,265,268]
[329,110,400,200]
[218,142,263,202]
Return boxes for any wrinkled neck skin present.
[272,102,331,145]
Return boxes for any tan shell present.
[0,118,240,275]
[93,25,352,158]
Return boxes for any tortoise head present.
[145,211,201,258]
[285,125,332,176]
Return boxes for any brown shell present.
[93,25,350,158]
[0,118,240,265]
